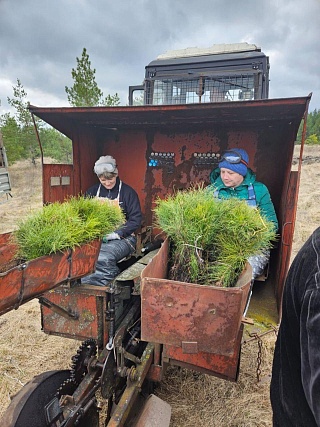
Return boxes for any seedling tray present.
[0,232,101,315]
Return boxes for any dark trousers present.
[81,236,136,286]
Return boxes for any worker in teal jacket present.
[208,148,278,278]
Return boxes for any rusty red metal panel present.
[0,236,101,315]
[41,284,108,346]
[0,232,17,265]
[146,364,164,383]
[0,267,24,315]
[0,249,69,316]
[141,238,169,280]
[43,164,74,204]
[275,170,299,316]
[28,98,310,138]
[141,277,250,356]
[141,238,251,357]
[70,240,102,279]
[163,325,243,381]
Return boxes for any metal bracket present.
[38,296,79,320]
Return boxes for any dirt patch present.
[0,147,319,426]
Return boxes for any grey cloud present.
[0,0,319,111]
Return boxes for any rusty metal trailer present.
[0,95,310,426]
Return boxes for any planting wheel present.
[3,370,71,427]
[3,369,99,427]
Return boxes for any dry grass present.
[0,146,319,425]
[0,159,43,234]
[0,301,80,409]
[157,334,276,427]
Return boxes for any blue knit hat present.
[219,148,249,176]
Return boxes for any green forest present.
[297,108,320,145]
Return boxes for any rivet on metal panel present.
[164,297,174,307]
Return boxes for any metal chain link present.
[255,334,263,382]
[243,326,279,383]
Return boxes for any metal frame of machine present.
[0,94,310,426]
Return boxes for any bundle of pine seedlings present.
[154,186,277,287]
[12,196,125,261]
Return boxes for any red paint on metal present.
[0,237,101,315]
[141,237,169,280]
[42,164,74,204]
[146,364,164,383]
[275,171,299,315]
[0,232,17,265]
[163,326,243,381]
[41,284,108,346]
[26,97,310,375]
[141,237,251,370]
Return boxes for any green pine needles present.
[154,186,277,287]
[13,196,125,261]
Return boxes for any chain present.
[243,325,279,346]
[243,326,279,383]
[255,334,263,382]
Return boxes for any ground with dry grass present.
[0,147,319,426]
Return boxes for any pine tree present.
[65,48,120,107]
[6,79,40,162]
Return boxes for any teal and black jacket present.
[208,167,278,232]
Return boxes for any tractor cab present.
[129,43,270,105]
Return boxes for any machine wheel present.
[2,370,71,427]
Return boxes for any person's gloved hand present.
[103,232,121,243]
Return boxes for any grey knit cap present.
[94,155,118,175]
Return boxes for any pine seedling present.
[13,196,125,261]
[154,187,277,287]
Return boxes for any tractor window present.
[146,73,260,105]
[131,89,144,106]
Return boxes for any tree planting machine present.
[0,43,311,426]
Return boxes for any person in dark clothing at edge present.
[81,155,142,286]
[208,148,278,279]
[270,227,320,427]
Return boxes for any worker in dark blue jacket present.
[81,155,142,286]
[270,227,320,426]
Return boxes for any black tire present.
[2,370,71,427]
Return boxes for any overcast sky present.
[0,0,319,116]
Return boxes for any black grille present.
[146,74,259,105]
